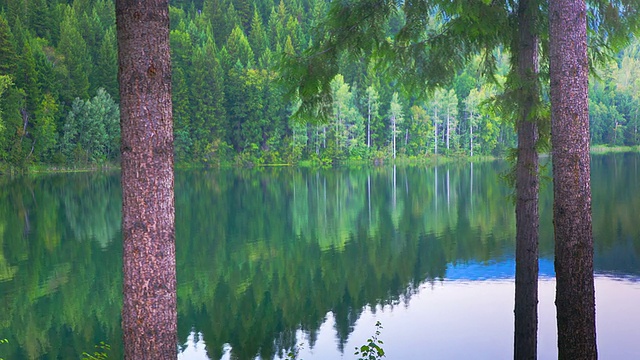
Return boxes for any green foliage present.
[33,93,58,162]
[354,321,385,360]
[57,5,91,103]
[81,342,111,360]
[61,88,119,164]
[285,342,304,360]
[0,74,12,134]
[0,0,638,170]
[0,338,7,360]
[283,322,386,360]
[0,15,18,76]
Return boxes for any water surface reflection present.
[1,154,639,359]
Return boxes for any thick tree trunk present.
[549,0,597,358]
[116,0,177,358]
[513,1,540,359]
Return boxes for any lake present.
[1,153,639,359]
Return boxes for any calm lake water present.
[1,153,639,359]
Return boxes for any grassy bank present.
[591,145,640,154]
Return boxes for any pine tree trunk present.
[513,1,540,358]
[116,0,177,358]
[549,0,597,358]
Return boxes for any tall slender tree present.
[58,5,91,103]
[116,0,177,358]
[549,0,597,358]
[389,92,403,159]
[512,1,542,358]
[0,15,18,76]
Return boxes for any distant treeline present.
[0,0,638,169]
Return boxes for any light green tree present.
[443,89,458,151]
[407,104,431,156]
[61,88,119,163]
[32,93,58,163]
[364,85,379,149]
[331,74,351,158]
[0,75,13,141]
[465,88,481,156]
[429,89,445,155]
[389,92,403,159]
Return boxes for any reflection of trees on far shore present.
[0,155,639,359]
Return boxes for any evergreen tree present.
[248,9,269,64]
[222,2,243,44]
[202,0,227,46]
[16,41,40,116]
[0,74,12,158]
[189,37,227,162]
[242,68,269,157]
[172,66,192,161]
[93,27,118,101]
[2,85,30,167]
[116,0,177,356]
[234,0,252,31]
[32,93,58,162]
[57,5,91,104]
[262,68,288,158]
[31,38,61,102]
[225,25,254,68]
[0,15,18,76]
[268,1,287,52]
[6,0,28,29]
[29,0,53,39]
[550,0,597,357]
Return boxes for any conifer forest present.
[0,0,638,170]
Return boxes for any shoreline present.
[2,145,638,175]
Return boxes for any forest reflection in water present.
[0,154,639,359]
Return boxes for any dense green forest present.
[0,0,638,169]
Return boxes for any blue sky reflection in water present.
[180,260,640,359]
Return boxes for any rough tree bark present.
[513,0,540,358]
[116,0,177,358]
[549,0,597,358]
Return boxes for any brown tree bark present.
[513,1,540,358]
[116,0,177,358]
[549,0,597,358]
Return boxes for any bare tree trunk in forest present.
[469,112,473,157]
[446,108,450,150]
[513,1,540,358]
[116,0,177,358]
[549,0,597,358]
[367,100,371,148]
[392,115,396,159]
[434,108,438,155]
